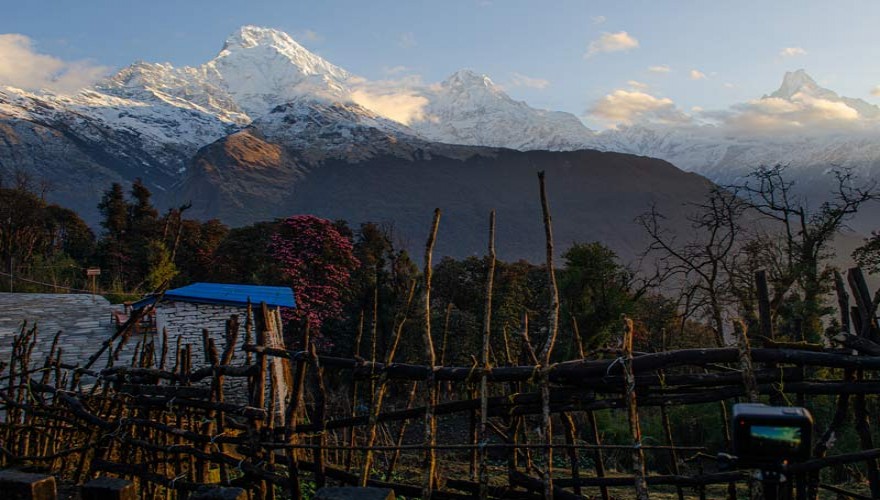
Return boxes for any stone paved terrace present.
[0,293,123,374]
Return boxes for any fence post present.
[622,317,649,500]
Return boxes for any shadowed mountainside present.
[177,133,715,263]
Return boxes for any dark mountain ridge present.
[176,129,715,263]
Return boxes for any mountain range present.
[0,26,876,261]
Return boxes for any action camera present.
[731,403,813,468]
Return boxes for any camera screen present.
[750,425,802,453]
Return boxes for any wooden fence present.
[1,175,879,499]
[0,262,878,499]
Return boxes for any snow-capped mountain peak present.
[406,68,594,150]
[764,68,880,119]
[443,69,500,92]
[222,25,296,50]
[217,25,349,82]
[770,69,822,100]
[203,26,351,116]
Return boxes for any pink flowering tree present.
[269,215,359,340]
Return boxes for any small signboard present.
[86,268,101,277]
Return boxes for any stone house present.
[133,282,295,366]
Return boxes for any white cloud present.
[871,85,880,97]
[0,34,109,93]
[591,15,607,25]
[648,65,671,74]
[779,47,807,57]
[627,80,649,90]
[509,72,550,89]
[350,89,429,125]
[724,82,736,89]
[349,75,431,125]
[689,69,707,80]
[725,91,860,132]
[585,31,639,58]
[398,32,417,49]
[589,89,690,126]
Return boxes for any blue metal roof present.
[133,282,295,309]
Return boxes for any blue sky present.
[3,0,880,128]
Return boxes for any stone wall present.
[0,294,265,403]
[155,300,252,402]
[155,301,248,362]
[0,293,122,373]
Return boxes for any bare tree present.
[736,165,878,341]
[638,187,747,345]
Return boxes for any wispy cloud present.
[0,34,109,93]
[648,65,671,74]
[627,80,649,90]
[585,31,639,58]
[779,47,807,57]
[591,15,606,25]
[351,89,429,125]
[398,32,417,49]
[295,29,323,43]
[382,65,409,76]
[689,69,707,80]
[349,75,431,125]
[589,89,690,126]
[509,72,550,89]
[871,85,880,97]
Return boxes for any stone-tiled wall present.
[0,293,124,373]
[155,301,251,402]
[155,301,248,364]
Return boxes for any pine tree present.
[97,183,129,282]
[98,183,127,239]
[127,179,160,287]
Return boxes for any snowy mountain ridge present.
[2,25,880,225]
[0,26,596,168]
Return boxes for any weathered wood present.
[311,341,328,490]
[849,268,879,341]
[360,280,417,486]
[190,487,248,500]
[479,210,496,500]
[422,207,441,500]
[536,171,559,365]
[245,345,880,383]
[755,270,774,339]
[346,310,365,472]
[622,317,649,499]
[285,325,310,500]
[560,413,581,496]
[0,469,57,500]
[848,268,880,498]
[833,332,880,356]
[81,477,136,500]
[734,320,759,403]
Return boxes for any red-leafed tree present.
[270,215,359,336]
